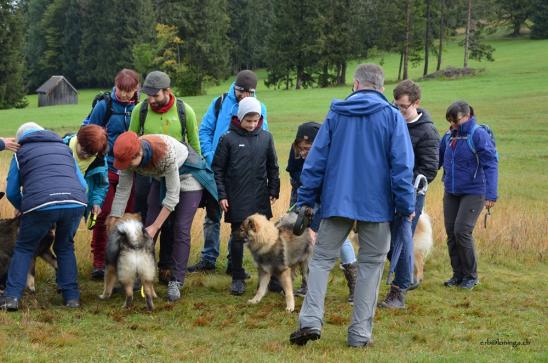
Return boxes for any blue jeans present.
[201,214,232,265]
[5,207,84,301]
[340,239,357,265]
[391,193,425,289]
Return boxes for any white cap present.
[237,97,262,121]
[16,122,44,142]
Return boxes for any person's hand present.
[106,216,120,233]
[270,196,277,205]
[308,228,317,246]
[14,209,21,218]
[407,211,416,222]
[1,137,19,152]
[145,224,160,239]
[92,205,101,216]
[485,200,496,209]
[219,199,229,213]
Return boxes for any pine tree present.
[23,0,53,90]
[0,1,27,109]
[530,0,548,39]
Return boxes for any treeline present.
[1,0,547,109]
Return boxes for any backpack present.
[214,92,228,121]
[138,98,187,142]
[82,91,128,125]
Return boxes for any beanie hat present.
[142,71,171,96]
[295,122,321,143]
[16,122,44,142]
[237,97,262,121]
[234,70,257,92]
[113,131,141,170]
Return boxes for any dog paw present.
[98,294,109,300]
[247,298,260,304]
[286,305,295,312]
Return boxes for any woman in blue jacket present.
[439,101,498,289]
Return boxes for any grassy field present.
[0,35,547,362]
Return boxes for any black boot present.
[378,285,406,309]
[342,262,357,304]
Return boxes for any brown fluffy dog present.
[99,213,157,311]
[0,193,57,294]
[240,213,313,312]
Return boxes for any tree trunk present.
[339,61,347,85]
[320,62,329,88]
[512,20,521,36]
[463,0,472,69]
[437,0,444,71]
[296,64,303,90]
[403,0,412,80]
[423,0,431,76]
[398,48,404,81]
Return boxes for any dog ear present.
[247,217,260,233]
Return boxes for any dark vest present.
[17,130,87,213]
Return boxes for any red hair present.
[141,135,168,167]
[77,125,108,156]
[114,69,140,92]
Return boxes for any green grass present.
[0,35,547,361]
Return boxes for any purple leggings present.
[145,180,202,283]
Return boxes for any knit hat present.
[234,70,257,92]
[295,122,321,143]
[16,122,44,142]
[142,71,171,96]
[237,97,262,121]
[113,131,141,170]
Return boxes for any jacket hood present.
[407,108,435,128]
[330,89,393,117]
[19,130,63,145]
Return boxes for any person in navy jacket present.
[0,123,87,311]
[439,101,498,290]
[290,64,415,348]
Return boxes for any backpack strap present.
[214,92,228,121]
[138,102,148,136]
[176,98,186,143]
[467,124,481,178]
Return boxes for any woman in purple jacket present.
[439,101,498,290]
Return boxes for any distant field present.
[0,36,546,361]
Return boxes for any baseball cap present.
[113,131,141,170]
[142,71,171,96]
[295,122,321,143]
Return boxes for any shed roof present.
[36,76,78,94]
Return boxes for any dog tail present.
[105,228,123,266]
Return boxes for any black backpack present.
[138,98,187,142]
[83,91,129,125]
[213,92,228,121]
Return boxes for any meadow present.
[0,36,546,362]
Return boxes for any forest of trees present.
[1,0,547,109]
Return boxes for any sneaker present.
[268,276,284,293]
[444,276,462,287]
[407,275,421,291]
[187,260,216,273]
[459,278,479,290]
[167,280,182,302]
[378,285,406,309]
[0,295,19,311]
[64,299,80,308]
[294,286,307,297]
[289,327,321,346]
[91,267,104,281]
[230,279,246,295]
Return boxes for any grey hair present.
[353,63,384,90]
[16,122,44,142]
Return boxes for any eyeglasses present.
[393,101,414,111]
[234,85,256,95]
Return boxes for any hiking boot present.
[226,263,251,279]
[230,279,246,296]
[444,276,462,287]
[167,280,182,302]
[294,284,308,297]
[378,285,406,309]
[0,295,19,311]
[289,327,321,346]
[459,278,479,290]
[64,299,80,308]
[159,268,171,285]
[187,260,216,273]
[91,267,104,281]
[342,262,357,304]
[268,276,284,293]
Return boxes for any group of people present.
[0,64,498,349]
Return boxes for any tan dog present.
[349,211,434,286]
[240,213,313,312]
[99,213,157,310]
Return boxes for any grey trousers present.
[298,217,390,346]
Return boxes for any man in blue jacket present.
[0,123,87,311]
[289,64,415,348]
[188,70,268,273]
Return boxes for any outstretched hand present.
[1,137,19,152]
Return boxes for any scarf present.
[150,91,175,113]
[139,139,153,168]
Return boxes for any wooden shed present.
[36,76,78,107]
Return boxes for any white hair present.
[16,122,44,142]
[353,64,384,90]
